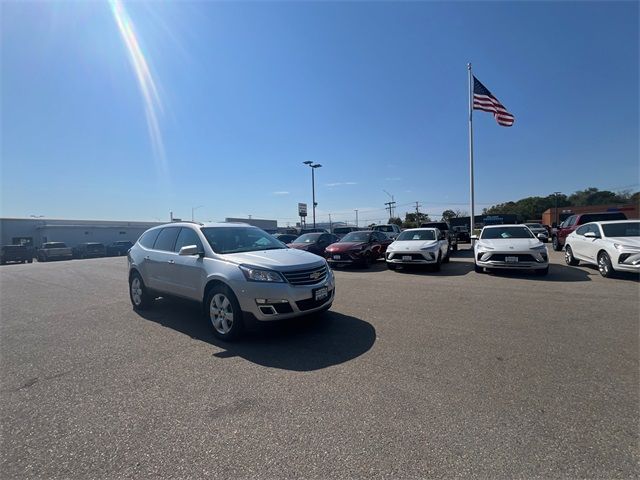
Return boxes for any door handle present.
[168,259,175,264]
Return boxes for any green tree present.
[389,217,403,227]
[441,209,457,222]
[403,212,431,228]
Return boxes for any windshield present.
[526,224,543,229]
[602,222,640,237]
[481,227,534,239]
[333,227,354,234]
[397,230,436,241]
[422,223,448,231]
[341,232,371,243]
[44,242,66,248]
[374,225,394,232]
[293,233,321,243]
[201,227,286,254]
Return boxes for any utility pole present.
[355,209,359,227]
[328,213,332,233]
[553,191,562,227]
[385,201,396,220]
[383,190,395,218]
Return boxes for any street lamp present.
[553,192,562,227]
[303,161,322,228]
[191,205,203,222]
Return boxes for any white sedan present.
[473,224,549,275]
[564,220,640,277]
[385,228,449,271]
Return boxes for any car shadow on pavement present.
[577,264,640,283]
[388,259,474,277]
[135,298,376,371]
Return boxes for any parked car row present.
[0,240,135,264]
[120,218,635,341]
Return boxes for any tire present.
[205,285,244,341]
[129,271,152,310]
[442,249,450,263]
[564,245,579,266]
[386,262,397,270]
[534,266,549,276]
[552,236,562,251]
[474,262,484,273]
[433,253,442,272]
[597,251,615,278]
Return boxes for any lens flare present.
[109,0,168,180]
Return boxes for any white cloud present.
[325,181,357,187]
[272,191,290,195]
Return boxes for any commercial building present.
[542,203,639,226]
[0,218,162,248]
[449,214,520,230]
[224,218,278,233]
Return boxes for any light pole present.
[303,161,322,228]
[553,192,562,227]
[191,205,203,222]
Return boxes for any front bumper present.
[326,251,367,265]
[235,270,336,322]
[385,250,438,264]
[616,250,640,272]
[476,250,548,270]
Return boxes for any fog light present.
[256,298,288,305]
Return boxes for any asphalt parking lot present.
[1,247,638,479]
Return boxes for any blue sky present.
[1,1,638,226]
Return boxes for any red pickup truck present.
[551,211,627,251]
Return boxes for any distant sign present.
[298,203,307,217]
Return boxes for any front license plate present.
[333,255,341,260]
[402,255,412,261]
[505,256,519,263]
[314,287,328,302]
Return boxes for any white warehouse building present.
[0,218,163,248]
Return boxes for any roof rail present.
[171,220,204,226]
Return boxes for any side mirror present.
[537,233,547,240]
[583,232,597,239]
[179,245,201,256]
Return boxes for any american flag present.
[473,76,515,127]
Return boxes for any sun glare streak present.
[109,0,168,180]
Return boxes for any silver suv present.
[128,222,335,340]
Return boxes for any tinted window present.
[580,212,627,224]
[576,225,589,235]
[43,242,67,248]
[139,229,161,249]
[374,225,394,232]
[174,228,203,253]
[333,227,355,235]
[565,216,577,227]
[602,222,639,237]
[153,227,180,251]
[481,227,534,239]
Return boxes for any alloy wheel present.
[210,293,234,334]
[131,277,143,306]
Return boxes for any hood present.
[220,248,324,271]
[476,238,543,251]
[389,240,438,251]
[326,242,365,252]
[607,237,640,247]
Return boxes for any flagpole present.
[468,63,475,243]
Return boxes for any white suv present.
[128,222,335,340]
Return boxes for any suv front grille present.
[487,253,537,262]
[282,265,328,286]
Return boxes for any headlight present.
[614,243,640,251]
[531,245,547,251]
[239,265,284,282]
[477,243,494,250]
[420,244,439,251]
